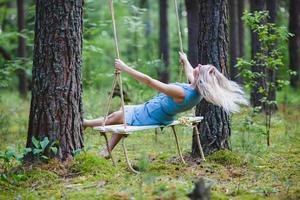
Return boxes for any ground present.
[0,89,299,200]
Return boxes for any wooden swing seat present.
[93,116,205,174]
[93,116,203,134]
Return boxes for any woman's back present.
[142,83,202,125]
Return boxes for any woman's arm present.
[115,59,185,102]
[179,52,194,83]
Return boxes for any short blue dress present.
[125,83,202,126]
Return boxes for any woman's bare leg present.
[83,110,123,128]
[83,111,126,156]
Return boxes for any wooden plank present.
[93,116,203,134]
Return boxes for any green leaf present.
[41,155,49,160]
[16,155,24,162]
[40,137,49,150]
[33,149,43,155]
[12,174,26,182]
[0,174,8,181]
[73,149,82,156]
[23,148,32,154]
[32,136,40,149]
[5,150,16,160]
[50,147,58,155]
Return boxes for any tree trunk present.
[159,0,169,83]
[26,0,84,161]
[266,0,277,111]
[192,0,231,157]
[229,0,240,82]
[250,0,266,108]
[289,0,300,88]
[184,0,200,68]
[17,0,28,97]
[237,0,245,59]
[140,0,153,60]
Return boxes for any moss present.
[235,194,265,200]
[71,151,119,178]
[207,150,246,167]
[20,168,59,188]
[211,191,229,200]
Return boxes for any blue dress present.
[125,83,202,126]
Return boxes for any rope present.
[103,0,126,129]
[173,0,188,83]
[109,0,120,59]
[174,0,183,52]
[103,75,117,127]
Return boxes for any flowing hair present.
[195,65,248,113]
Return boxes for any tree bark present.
[250,0,266,108]
[229,0,240,82]
[159,0,169,83]
[237,0,245,59]
[0,46,12,60]
[192,0,231,157]
[289,0,300,88]
[185,0,200,68]
[17,0,28,98]
[26,0,84,160]
[140,0,153,60]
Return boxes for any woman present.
[83,52,248,157]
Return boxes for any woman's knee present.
[108,111,123,124]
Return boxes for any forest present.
[0,0,299,199]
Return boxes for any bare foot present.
[83,119,90,130]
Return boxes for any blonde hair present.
[195,65,248,113]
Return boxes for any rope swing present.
[95,0,205,173]
[103,0,127,129]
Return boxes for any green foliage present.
[237,11,292,146]
[27,136,58,161]
[0,148,24,182]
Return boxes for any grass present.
[0,88,299,199]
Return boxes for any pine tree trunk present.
[159,0,169,83]
[140,0,153,60]
[185,0,200,68]
[250,0,266,108]
[289,0,300,88]
[237,0,245,59]
[26,0,84,160]
[229,0,240,82]
[17,0,28,98]
[192,0,231,157]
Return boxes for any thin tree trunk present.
[229,0,240,82]
[289,0,300,88]
[185,0,200,68]
[26,0,84,161]
[192,0,231,157]
[0,46,12,60]
[17,0,28,97]
[237,0,245,58]
[140,0,153,60]
[266,0,277,111]
[159,0,169,83]
[250,0,266,108]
